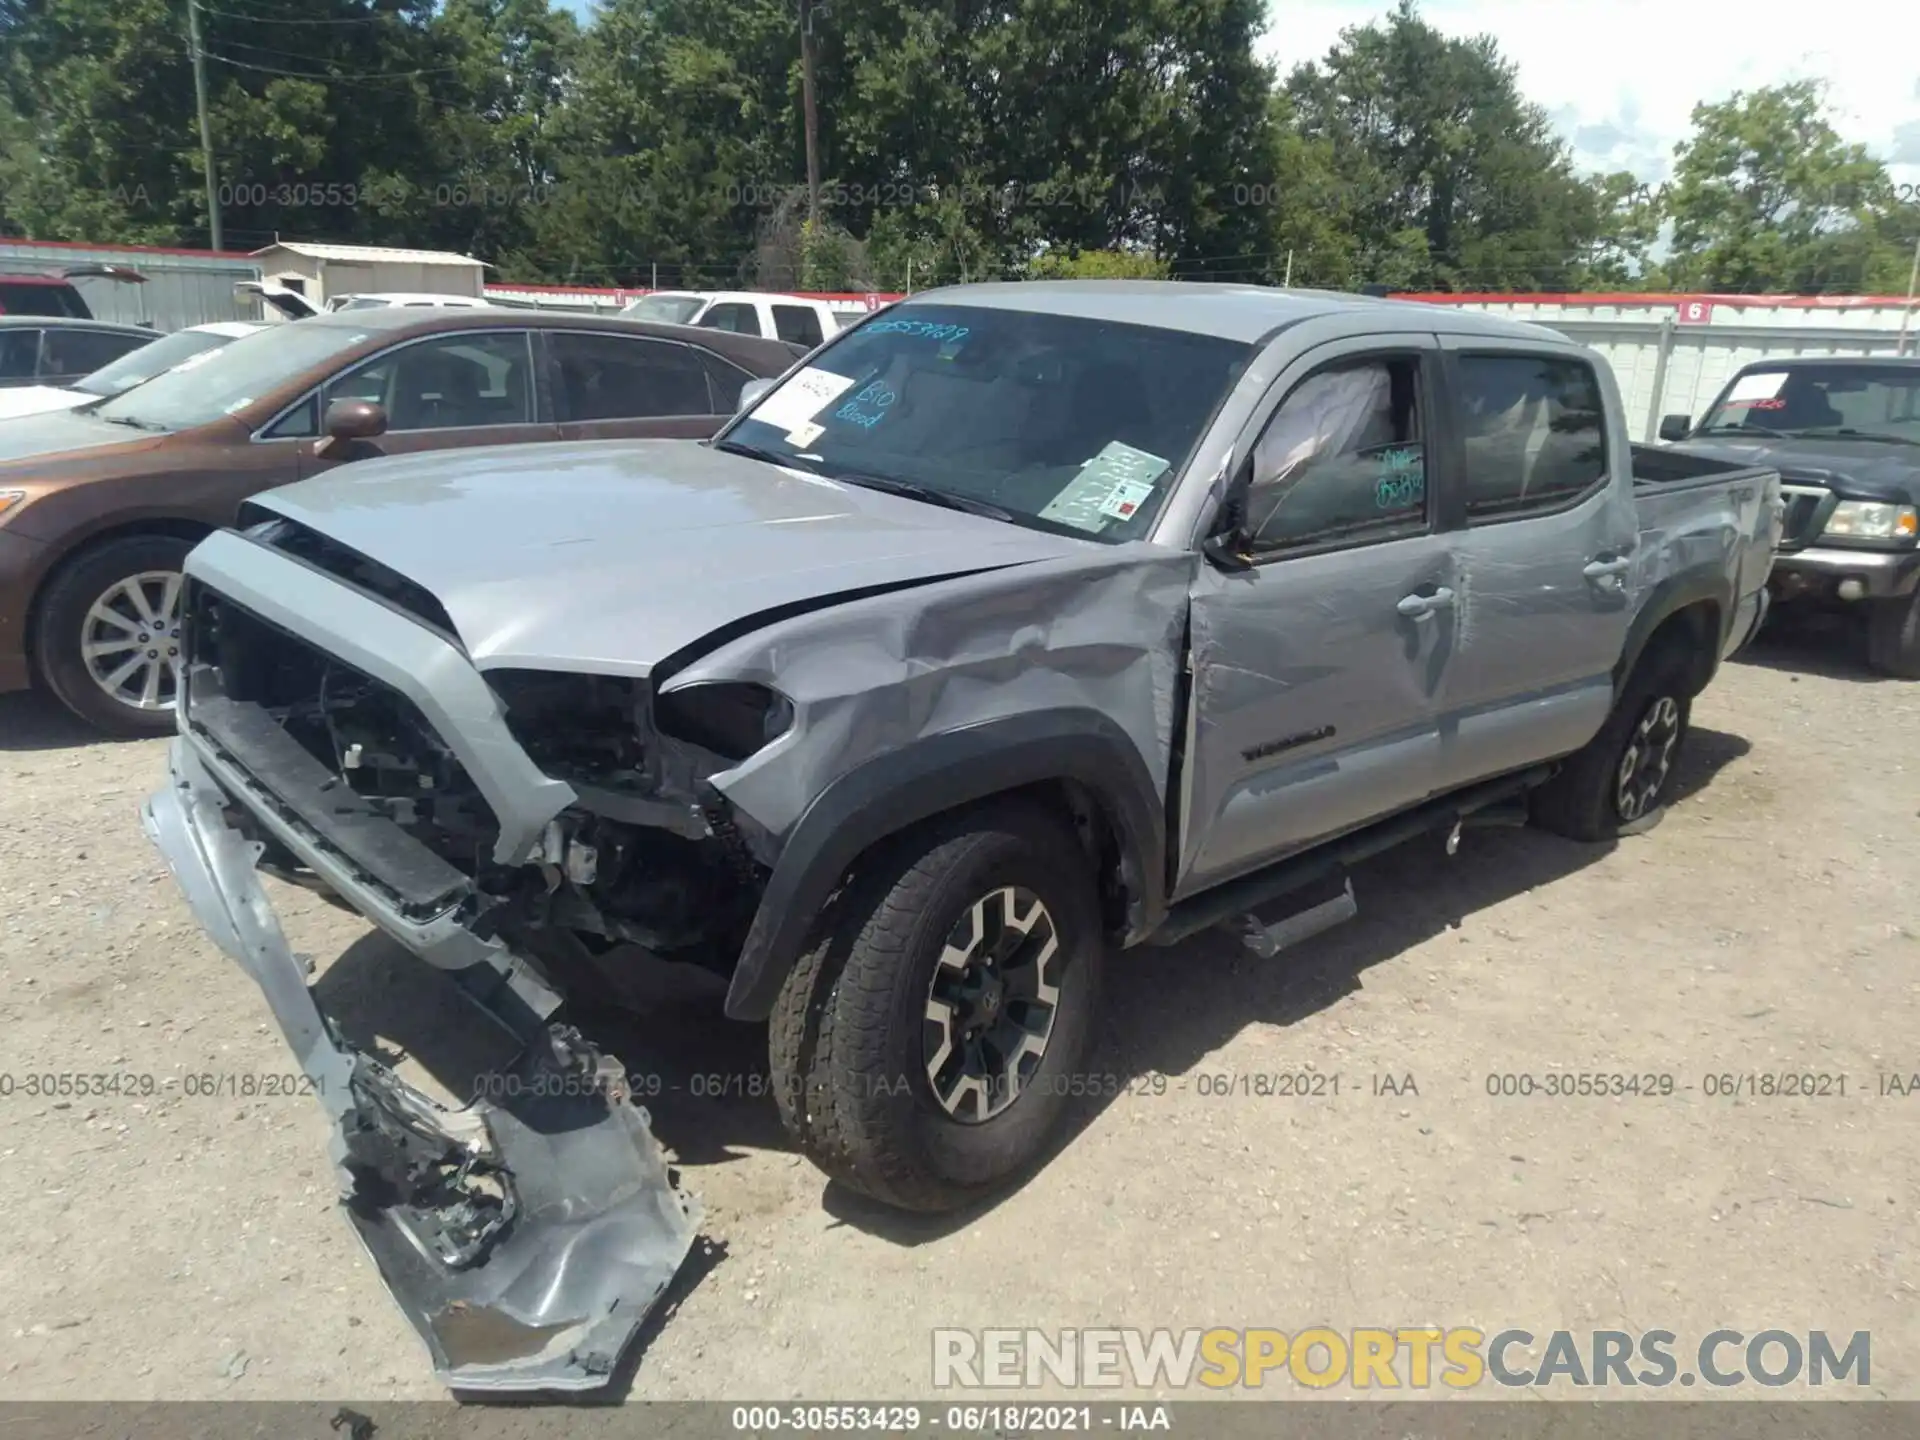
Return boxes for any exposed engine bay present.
[185,578,779,998]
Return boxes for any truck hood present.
[250,438,1097,675]
[1667,436,1919,505]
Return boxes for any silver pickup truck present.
[143,282,1780,1392]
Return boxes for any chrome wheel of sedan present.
[82,569,184,712]
[1615,694,1681,821]
[922,886,1062,1123]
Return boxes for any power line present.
[201,50,464,86]
[199,4,404,25]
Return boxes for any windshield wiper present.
[829,470,1017,523]
[97,414,167,432]
[712,437,824,471]
[1697,422,1786,437]
[1782,427,1920,449]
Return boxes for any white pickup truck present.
[620,289,863,348]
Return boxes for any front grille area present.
[243,515,460,640]
[184,582,500,911]
[1777,481,1833,552]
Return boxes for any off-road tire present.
[1531,640,1693,843]
[1866,590,1920,680]
[34,534,196,737]
[769,801,1104,1212]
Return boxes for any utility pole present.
[798,0,822,226]
[1900,234,1920,357]
[186,0,222,251]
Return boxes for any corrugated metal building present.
[0,237,263,328]
[1395,292,1920,441]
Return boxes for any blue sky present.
[554,1,1920,190]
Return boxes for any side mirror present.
[738,377,776,413]
[314,399,388,460]
[1200,484,1255,573]
[1201,530,1254,573]
[1658,413,1692,443]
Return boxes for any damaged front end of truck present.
[138,523,767,1394]
[142,478,1190,1392]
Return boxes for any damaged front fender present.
[142,738,700,1394]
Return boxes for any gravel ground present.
[1,611,1916,1409]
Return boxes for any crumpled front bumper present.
[141,737,701,1394]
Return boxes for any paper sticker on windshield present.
[785,420,825,449]
[1098,477,1158,521]
[751,367,855,431]
[1726,372,1787,403]
[1039,441,1171,531]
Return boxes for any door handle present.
[1397,587,1455,618]
[1583,557,1632,580]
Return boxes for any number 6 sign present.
[1676,299,1714,325]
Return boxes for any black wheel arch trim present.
[1615,568,1732,698]
[722,708,1167,1022]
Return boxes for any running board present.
[1147,765,1553,951]
[1238,877,1358,958]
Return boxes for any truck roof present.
[1732,354,1920,370]
[908,280,1573,345]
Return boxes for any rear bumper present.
[1771,546,1920,601]
[142,736,700,1394]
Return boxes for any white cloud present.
[1260,0,1920,189]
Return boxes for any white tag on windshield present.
[1726,372,1786,402]
[785,420,825,449]
[751,367,855,432]
[1040,441,1171,531]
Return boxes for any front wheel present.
[770,801,1105,1212]
[34,534,196,737]
[1866,590,1920,679]
[1531,644,1693,842]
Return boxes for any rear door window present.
[39,328,150,381]
[0,281,87,318]
[1456,355,1608,521]
[549,333,716,420]
[772,305,824,347]
[0,329,40,380]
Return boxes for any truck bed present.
[1630,441,1775,490]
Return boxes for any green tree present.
[1028,247,1169,279]
[1282,0,1603,291]
[1663,81,1903,293]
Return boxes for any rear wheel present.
[770,801,1104,1212]
[1866,590,1920,679]
[34,534,195,737]
[1531,642,1693,842]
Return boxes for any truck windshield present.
[1700,365,1920,444]
[91,321,370,431]
[717,303,1252,541]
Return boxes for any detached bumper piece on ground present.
[142,739,700,1394]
